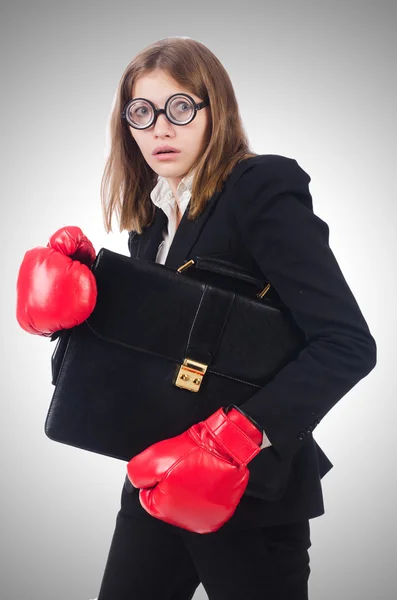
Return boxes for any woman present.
[17,37,377,599]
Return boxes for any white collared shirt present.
[149,171,271,450]
[150,171,194,264]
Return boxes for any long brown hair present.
[101,37,257,234]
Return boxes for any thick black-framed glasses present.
[121,93,210,129]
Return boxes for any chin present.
[157,165,188,176]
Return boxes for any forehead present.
[131,71,196,103]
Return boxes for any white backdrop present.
[1,1,394,599]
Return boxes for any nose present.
[153,112,174,136]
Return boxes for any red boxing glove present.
[126,406,263,534]
[16,226,97,337]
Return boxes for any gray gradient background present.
[1,0,395,598]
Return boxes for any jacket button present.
[298,432,305,440]
[306,426,313,434]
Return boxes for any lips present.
[153,146,180,155]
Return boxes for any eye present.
[135,106,149,116]
[179,101,190,112]
[170,99,194,119]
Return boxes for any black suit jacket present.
[123,154,377,529]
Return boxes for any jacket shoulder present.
[234,153,311,186]
[231,153,313,212]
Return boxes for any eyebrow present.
[132,93,192,106]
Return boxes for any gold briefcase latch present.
[177,259,272,299]
[175,358,208,392]
[256,282,271,298]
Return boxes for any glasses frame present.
[121,93,210,129]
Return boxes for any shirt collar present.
[150,170,195,210]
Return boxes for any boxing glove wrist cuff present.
[202,408,262,466]
[225,404,264,435]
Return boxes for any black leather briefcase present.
[45,248,307,492]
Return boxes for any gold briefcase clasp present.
[174,358,208,392]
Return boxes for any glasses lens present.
[126,100,154,128]
[167,95,194,124]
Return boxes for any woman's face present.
[128,69,210,185]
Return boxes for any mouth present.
[153,151,180,160]
[152,147,181,156]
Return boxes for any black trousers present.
[96,481,312,600]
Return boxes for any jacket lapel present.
[136,206,167,263]
[137,189,222,269]
[164,189,223,269]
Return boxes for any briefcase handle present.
[177,256,272,299]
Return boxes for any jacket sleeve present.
[230,155,377,460]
